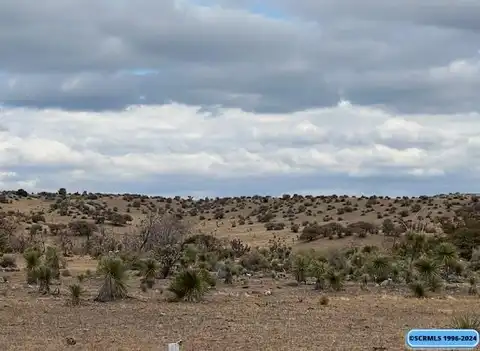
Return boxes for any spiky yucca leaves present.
[168,268,208,302]
[325,268,344,291]
[36,264,53,294]
[95,255,128,302]
[45,246,61,279]
[435,242,459,278]
[292,255,308,284]
[308,259,327,290]
[398,232,427,266]
[414,256,443,292]
[435,242,458,265]
[23,248,42,284]
[368,254,392,283]
[414,256,440,281]
[451,313,480,332]
[69,283,83,305]
[140,258,159,289]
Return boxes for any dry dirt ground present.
[1,271,479,351]
[0,192,478,350]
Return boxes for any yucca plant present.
[140,258,159,289]
[94,255,128,302]
[325,268,344,291]
[45,246,61,279]
[435,242,458,278]
[414,256,440,281]
[36,264,53,294]
[369,255,391,283]
[168,268,208,302]
[69,283,83,305]
[400,232,427,267]
[451,313,480,332]
[308,259,327,290]
[23,248,42,284]
[292,255,308,284]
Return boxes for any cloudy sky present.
[1,0,480,197]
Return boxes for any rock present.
[66,337,76,346]
[380,278,393,287]
[264,289,272,296]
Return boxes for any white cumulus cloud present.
[0,100,479,193]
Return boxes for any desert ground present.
[1,190,480,350]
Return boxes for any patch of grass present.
[409,281,426,298]
[451,313,480,332]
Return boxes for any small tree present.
[292,255,308,284]
[308,259,327,290]
[139,213,190,278]
[45,246,61,279]
[58,188,67,198]
[69,220,97,254]
[0,216,18,253]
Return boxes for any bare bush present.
[0,216,19,253]
[140,212,191,278]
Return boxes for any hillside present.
[1,190,480,350]
[0,190,474,251]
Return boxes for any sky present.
[1,0,480,197]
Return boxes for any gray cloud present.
[0,0,479,114]
[0,1,479,195]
